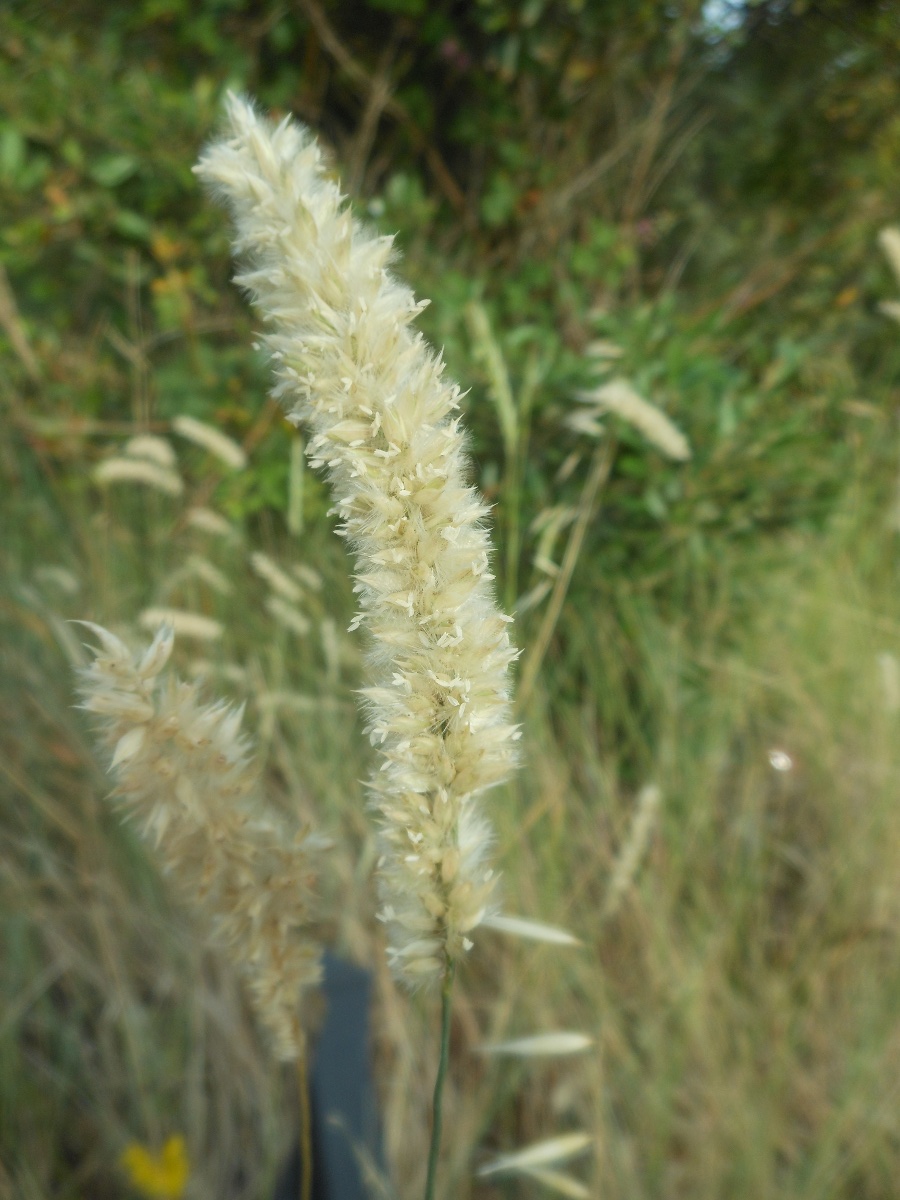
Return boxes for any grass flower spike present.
[93,456,184,496]
[77,622,324,1060]
[195,94,518,985]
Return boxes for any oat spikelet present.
[186,506,236,538]
[93,457,184,496]
[878,226,900,323]
[195,94,518,985]
[878,226,900,287]
[172,414,247,470]
[124,434,178,468]
[138,608,224,642]
[573,379,691,462]
[76,621,324,1059]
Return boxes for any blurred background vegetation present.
[2,0,900,1197]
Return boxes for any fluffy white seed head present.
[76,621,324,1059]
[195,94,518,984]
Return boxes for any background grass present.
[2,1,900,1197]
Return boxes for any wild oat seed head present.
[574,379,691,462]
[878,226,900,286]
[138,608,224,642]
[250,551,304,603]
[172,414,248,470]
[186,506,237,538]
[265,594,311,638]
[477,1132,594,1179]
[93,457,184,496]
[76,621,324,1059]
[124,434,178,469]
[195,93,519,984]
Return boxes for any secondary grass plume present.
[77,621,325,1061]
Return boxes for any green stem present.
[504,446,521,616]
[423,958,456,1200]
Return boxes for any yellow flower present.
[121,1134,189,1200]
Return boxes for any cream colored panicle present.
[479,1032,593,1057]
[518,1166,591,1199]
[138,607,223,642]
[477,1132,593,1178]
[481,913,579,945]
[879,227,900,324]
[182,555,232,596]
[173,414,247,470]
[93,457,184,496]
[250,552,304,603]
[76,621,324,1059]
[186,506,236,538]
[574,379,691,462]
[879,226,900,286]
[265,594,311,637]
[196,94,519,985]
[124,434,177,468]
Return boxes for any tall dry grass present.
[5,379,899,1199]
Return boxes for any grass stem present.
[518,438,615,707]
[423,958,456,1200]
[297,1038,313,1200]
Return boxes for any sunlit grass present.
[4,361,899,1198]
[1,13,899,1191]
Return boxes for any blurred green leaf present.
[113,210,152,240]
[0,125,25,180]
[89,154,139,188]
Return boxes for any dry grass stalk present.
[518,440,615,708]
[0,260,41,381]
[601,783,661,922]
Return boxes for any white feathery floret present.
[77,621,324,1059]
[195,94,519,984]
